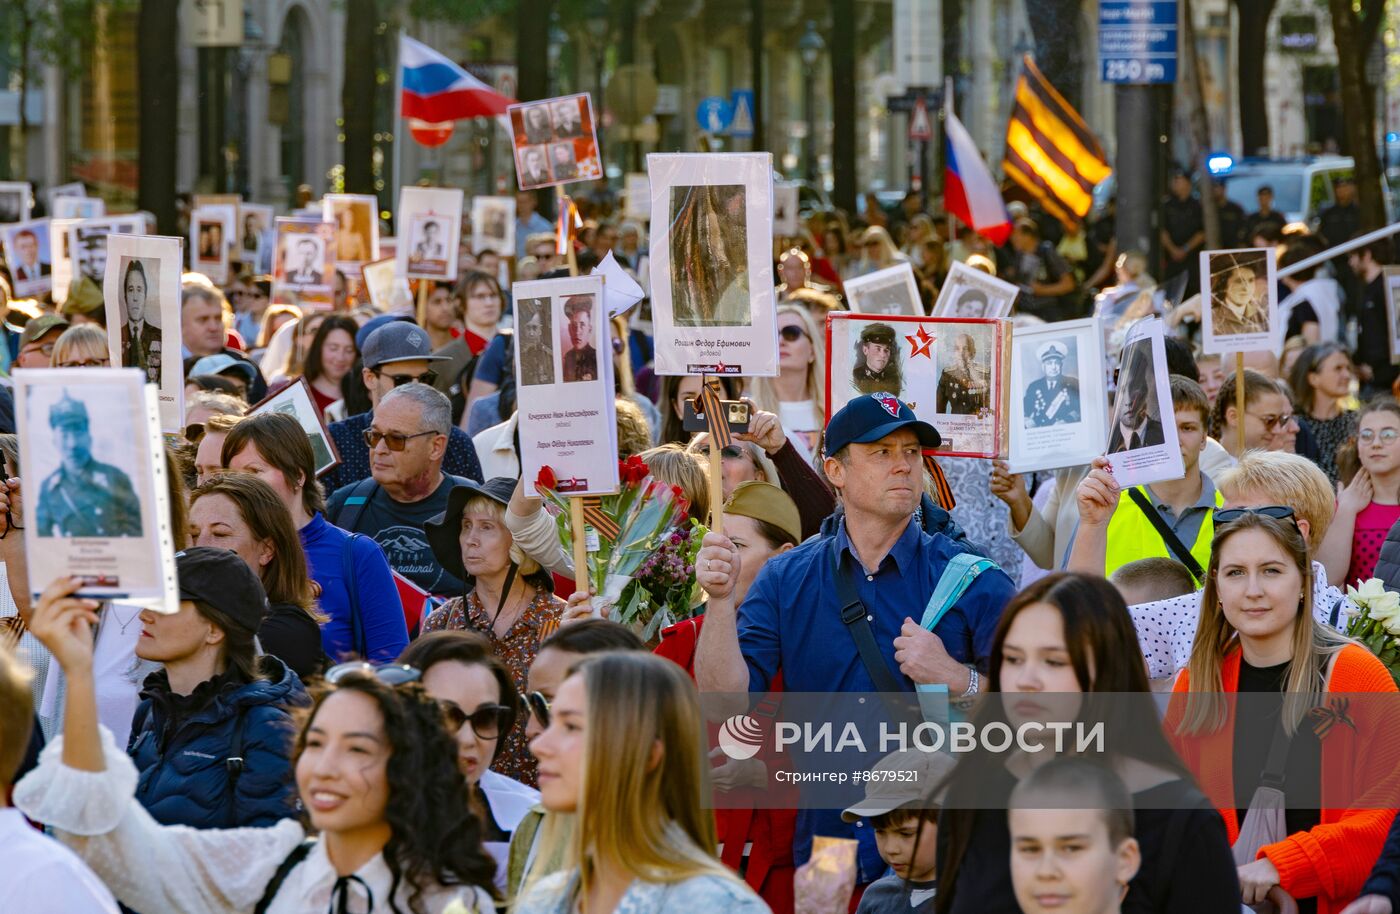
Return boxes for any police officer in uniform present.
[851,323,902,396]
[1023,341,1081,427]
[35,392,143,538]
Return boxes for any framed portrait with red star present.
[1006,316,1109,474]
[825,312,1009,459]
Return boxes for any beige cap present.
[841,748,957,822]
[725,481,801,546]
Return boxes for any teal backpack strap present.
[915,553,998,713]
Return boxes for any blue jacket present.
[127,655,307,830]
[300,512,408,663]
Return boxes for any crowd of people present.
[2,171,1400,914]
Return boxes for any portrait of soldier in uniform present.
[1207,250,1271,337]
[118,258,162,385]
[851,322,903,396]
[936,331,992,415]
[35,391,143,538]
[518,297,555,386]
[561,295,598,383]
[1023,340,1080,427]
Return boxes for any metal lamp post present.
[798,21,824,183]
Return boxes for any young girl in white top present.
[18,576,497,914]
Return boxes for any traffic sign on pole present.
[1099,0,1178,84]
[728,90,755,138]
[695,96,734,134]
[908,97,933,141]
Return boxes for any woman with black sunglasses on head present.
[20,580,498,914]
[398,631,539,893]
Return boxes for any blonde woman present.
[50,325,111,369]
[1167,510,1397,912]
[745,304,825,462]
[849,225,907,278]
[519,651,767,913]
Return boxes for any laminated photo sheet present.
[362,257,413,312]
[623,172,651,222]
[103,234,185,432]
[1200,247,1279,355]
[0,181,32,223]
[49,218,78,305]
[272,217,336,309]
[2,218,54,298]
[16,368,179,607]
[190,206,234,284]
[513,274,621,497]
[508,93,603,191]
[237,203,275,268]
[931,260,1020,319]
[843,263,922,316]
[1105,317,1183,487]
[471,195,516,256]
[826,313,1007,458]
[1006,317,1108,474]
[647,152,778,377]
[323,193,380,276]
[52,196,105,220]
[773,182,800,237]
[67,215,146,287]
[397,186,464,281]
[1384,267,1400,364]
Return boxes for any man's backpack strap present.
[332,477,380,533]
[832,538,910,694]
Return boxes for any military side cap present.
[20,314,69,349]
[62,276,104,316]
[50,392,90,429]
[725,481,802,546]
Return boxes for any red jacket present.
[1167,644,1400,914]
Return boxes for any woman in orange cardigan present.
[1167,508,1400,914]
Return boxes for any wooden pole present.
[570,495,588,591]
[1235,351,1246,455]
[704,374,725,534]
[415,279,428,327]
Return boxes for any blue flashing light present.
[1206,153,1234,176]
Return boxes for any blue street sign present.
[695,96,734,134]
[1099,0,1178,84]
[728,90,755,138]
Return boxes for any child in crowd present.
[1109,557,1197,607]
[844,749,952,914]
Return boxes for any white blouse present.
[14,726,494,914]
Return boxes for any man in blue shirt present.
[695,392,1015,885]
[515,190,553,261]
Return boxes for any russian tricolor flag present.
[400,35,515,123]
[944,110,1011,245]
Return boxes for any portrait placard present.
[52,196,105,220]
[103,234,185,433]
[647,152,778,376]
[323,194,379,276]
[1200,247,1278,354]
[46,182,86,207]
[826,313,1008,458]
[1007,317,1108,474]
[2,219,53,298]
[272,217,336,308]
[16,368,179,607]
[508,93,603,190]
[773,182,800,237]
[249,377,342,477]
[0,181,32,223]
[396,186,463,281]
[931,261,1020,319]
[190,206,232,284]
[362,257,412,312]
[237,203,274,269]
[1385,267,1400,365]
[49,218,78,305]
[842,263,922,316]
[1105,317,1183,487]
[513,274,620,496]
[67,216,145,287]
[471,196,516,257]
[623,172,651,222]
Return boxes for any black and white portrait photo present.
[522,103,554,144]
[551,98,583,138]
[33,388,143,538]
[284,235,327,286]
[518,297,555,387]
[1107,337,1165,454]
[409,218,446,264]
[518,145,552,189]
[549,143,579,182]
[669,184,750,327]
[395,186,464,283]
[931,260,1020,319]
[844,263,921,316]
[472,196,516,257]
[117,256,163,385]
[0,182,31,224]
[561,295,598,383]
[850,322,902,396]
[1021,338,1080,428]
[935,328,993,416]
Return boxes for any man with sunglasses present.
[323,321,483,493]
[326,382,472,596]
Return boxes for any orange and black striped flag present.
[1002,56,1112,226]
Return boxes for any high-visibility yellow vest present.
[1103,484,1223,582]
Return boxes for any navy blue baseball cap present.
[824,392,941,457]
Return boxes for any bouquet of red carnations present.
[535,455,704,636]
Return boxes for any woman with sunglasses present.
[421,477,563,786]
[19,585,498,913]
[1316,400,1400,590]
[50,324,111,369]
[1211,369,1297,459]
[746,304,826,464]
[222,412,408,664]
[1167,511,1397,913]
[519,651,767,913]
[398,631,539,891]
[300,315,360,419]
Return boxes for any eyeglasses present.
[363,429,438,451]
[779,325,810,342]
[439,701,514,740]
[372,368,439,387]
[22,341,55,357]
[1212,505,1299,530]
[697,444,747,461]
[525,691,551,729]
[1360,429,1400,445]
[1246,411,1296,432]
[57,357,110,368]
[325,661,422,686]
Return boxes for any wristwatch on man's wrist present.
[960,665,980,698]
